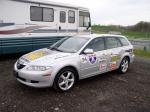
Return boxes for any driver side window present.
[85,37,105,52]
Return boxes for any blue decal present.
[89,55,97,64]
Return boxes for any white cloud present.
[47,0,150,26]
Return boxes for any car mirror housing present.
[83,49,94,54]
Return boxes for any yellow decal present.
[26,51,45,61]
[111,55,120,62]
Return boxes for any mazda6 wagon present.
[14,34,135,91]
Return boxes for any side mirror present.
[89,22,91,27]
[87,22,91,30]
[83,49,94,54]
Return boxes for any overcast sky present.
[49,0,150,26]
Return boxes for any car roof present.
[75,34,126,39]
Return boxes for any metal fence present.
[129,39,150,51]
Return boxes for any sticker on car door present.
[109,55,120,70]
[99,59,107,72]
[88,54,97,64]
[109,61,117,70]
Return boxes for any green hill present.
[92,21,150,40]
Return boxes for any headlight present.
[26,65,52,71]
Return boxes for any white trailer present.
[0,0,91,54]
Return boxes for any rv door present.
[58,10,67,32]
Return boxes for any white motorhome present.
[0,0,91,55]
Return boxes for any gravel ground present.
[0,55,150,112]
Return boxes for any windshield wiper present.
[49,47,63,52]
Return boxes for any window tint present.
[31,7,43,21]
[86,38,105,52]
[43,8,54,22]
[60,11,66,23]
[79,11,90,27]
[68,10,75,23]
[119,37,129,46]
[106,37,122,49]
[30,6,54,22]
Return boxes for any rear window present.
[119,37,129,46]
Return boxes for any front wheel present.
[118,57,129,74]
[53,68,76,92]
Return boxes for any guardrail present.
[129,39,150,50]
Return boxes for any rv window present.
[30,6,54,22]
[31,6,43,21]
[43,8,54,22]
[79,11,90,27]
[68,10,75,23]
[79,16,84,27]
[60,11,66,23]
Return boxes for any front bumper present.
[13,64,54,88]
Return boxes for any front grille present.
[17,62,26,69]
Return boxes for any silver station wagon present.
[14,34,135,91]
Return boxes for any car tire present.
[53,68,76,92]
[118,57,129,74]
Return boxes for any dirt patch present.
[0,56,150,112]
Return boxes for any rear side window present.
[119,37,129,46]
[68,10,75,23]
[106,37,122,49]
[60,11,66,23]
[86,38,105,52]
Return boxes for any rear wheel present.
[53,68,76,92]
[118,57,129,74]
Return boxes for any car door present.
[105,37,123,71]
[79,37,108,79]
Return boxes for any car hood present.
[20,48,72,65]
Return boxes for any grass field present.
[134,49,150,59]
[92,25,150,40]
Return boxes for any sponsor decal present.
[109,62,117,70]
[88,54,97,64]
[81,56,87,63]
[26,51,45,61]
[99,63,107,71]
[99,58,107,71]
[111,55,120,62]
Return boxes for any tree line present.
[92,21,150,33]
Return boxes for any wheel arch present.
[123,55,130,63]
[120,53,131,63]
[55,65,79,81]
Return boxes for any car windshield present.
[50,37,89,53]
